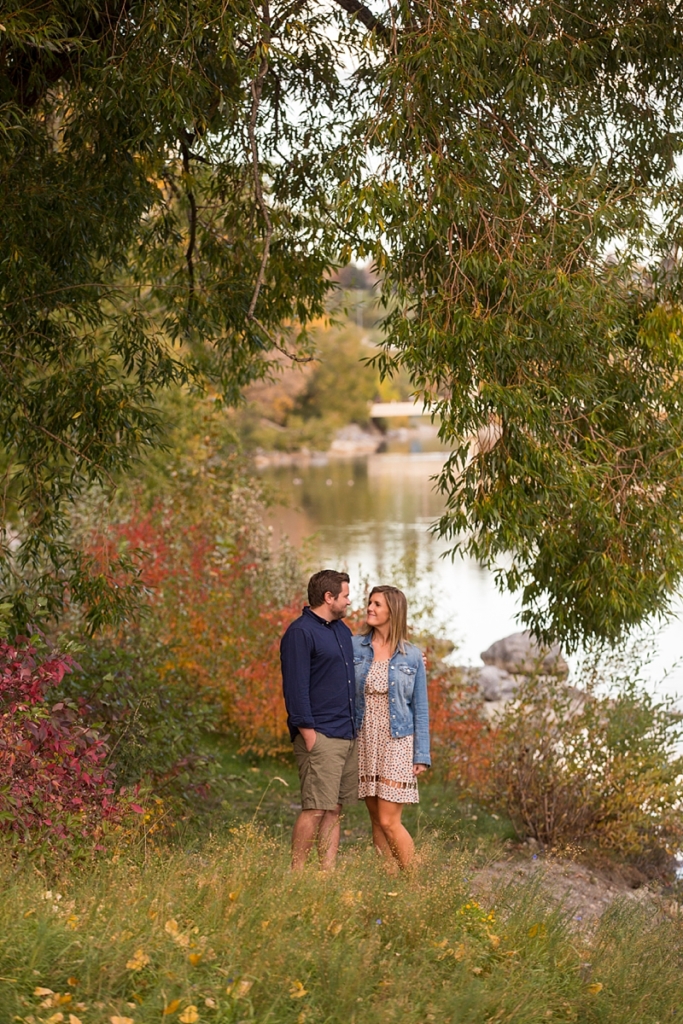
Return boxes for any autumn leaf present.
[34,987,54,997]
[67,978,79,988]
[326,920,343,936]
[126,949,150,971]
[227,979,253,999]
[164,919,180,937]
[110,1017,134,1024]
[188,952,203,966]
[204,998,217,1009]
[588,983,603,995]
[179,1006,199,1023]
[163,999,181,1015]
[46,1015,64,1024]
[289,980,308,999]
[228,891,240,902]
[69,1015,83,1024]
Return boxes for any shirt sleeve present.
[280,626,315,730]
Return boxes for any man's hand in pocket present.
[299,727,317,752]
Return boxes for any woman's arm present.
[411,648,431,768]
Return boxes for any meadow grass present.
[1,823,682,1024]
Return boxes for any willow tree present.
[2,1,683,646]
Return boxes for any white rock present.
[477,665,519,702]
[480,631,568,677]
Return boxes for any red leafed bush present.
[0,638,125,847]
[423,640,495,794]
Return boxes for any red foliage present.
[425,645,495,793]
[0,638,124,846]
[97,497,304,756]
[231,600,301,756]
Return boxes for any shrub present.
[58,631,218,796]
[0,637,125,849]
[483,670,683,871]
[73,413,306,764]
[425,641,495,794]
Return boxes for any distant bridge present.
[369,400,435,418]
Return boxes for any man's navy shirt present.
[280,606,356,742]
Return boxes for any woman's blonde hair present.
[362,585,409,654]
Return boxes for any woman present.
[353,586,430,869]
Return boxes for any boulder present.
[480,631,568,678]
[477,665,520,702]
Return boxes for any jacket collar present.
[360,634,373,647]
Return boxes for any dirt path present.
[470,854,658,929]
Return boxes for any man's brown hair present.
[308,569,350,608]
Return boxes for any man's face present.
[327,582,351,620]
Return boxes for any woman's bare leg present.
[364,795,394,860]
[376,797,415,869]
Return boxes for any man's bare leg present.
[291,809,325,870]
[317,805,342,870]
[291,806,342,870]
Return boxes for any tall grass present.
[2,829,681,1024]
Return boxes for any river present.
[261,445,683,702]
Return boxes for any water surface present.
[261,449,682,701]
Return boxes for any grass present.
[194,736,515,853]
[2,740,682,1024]
[2,827,683,1024]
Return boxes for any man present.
[280,569,356,870]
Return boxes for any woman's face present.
[366,591,391,629]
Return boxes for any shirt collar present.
[303,605,334,628]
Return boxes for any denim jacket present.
[352,634,431,766]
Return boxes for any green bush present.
[56,631,219,798]
[485,662,683,873]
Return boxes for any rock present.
[481,631,568,678]
[328,424,383,456]
[477,665,520,702]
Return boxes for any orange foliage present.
[96,495,303,756]
[424,643,495,794]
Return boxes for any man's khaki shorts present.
[293,733,358,810]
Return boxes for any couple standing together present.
[280,569,431,871]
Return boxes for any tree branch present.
[180,138,197,312]
[247,4,274,321]
[330,0,392,43]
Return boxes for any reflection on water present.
[261,452,682,700]
[263,451,518,664]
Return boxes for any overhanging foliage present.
[2,1,683,645]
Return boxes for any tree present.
[2,1,683,646]
[1,0,348,627]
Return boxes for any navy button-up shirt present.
[280,606,356,741]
